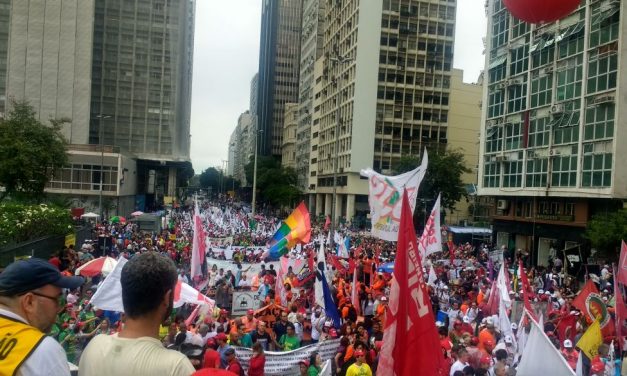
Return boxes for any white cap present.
[564,339,573,348]
[538,289,544,294]
[504,335,513,344]
[436,321,444,327]
[486,317,494,326]
[544,291,551,295]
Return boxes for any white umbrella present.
[81,212,100,219]
[75,257,118,277]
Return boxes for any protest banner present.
[232,291,262,315]
[233,339,340,375]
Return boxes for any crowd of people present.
[0,197,624,376]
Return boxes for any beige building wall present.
[4,0,94,144]
[281,103,298,170]
[447,69,482,225]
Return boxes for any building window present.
[558,31,584,59]
[491,12,509,49]
[488,87,505,118]
[551,155,577,187]
[510,46,529,76]
[512,17,529,39]
[589,5,620,48]
[503,159,523,187]
[556,56,583,101]
[485,126,503,154]
[587,51,618,94]
[489,62,507,83]
[528,116,549,147]
[507,83,527,113]
[564,202,575,216]
[584,103,615,141]
[582,153,612,187]
[552,110,580,145]
[526,158,548,187]
[530,75,552,108]
[532,44,554,68]
[483,160,500,188]
[504,122,522,150]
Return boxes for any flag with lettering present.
[418,194,442,260]
[378,189,446,376]
[360,149,428,241]
[618,240,627,286]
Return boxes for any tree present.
[199,167,240,195]
[244,155,302,208]
[584,209,627,256]
[0,100,69,201]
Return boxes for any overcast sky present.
[189,0,487,173]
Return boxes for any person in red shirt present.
[248,343,265,376]
[48,252,61,270]
[224,348,243,375]
[202,339,221,369]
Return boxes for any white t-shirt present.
[449,360,469,376]
[0,308,71,376]
[79,333,195,376]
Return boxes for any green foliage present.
[0,203,73,246]
[393,148,472,212]
[199,167,239,193]
[244,156,302,208]
[584,209,627,255]
[0,100,69,201]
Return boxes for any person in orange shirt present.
[478,319,496,353]
[375,296,388,326]
[477,285,488,305]
[371,273,386,293]
[241,309,258,333]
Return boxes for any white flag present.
[427,265,438,287]
[418,194,442,259]
[315,237,326,309]
[496,263,512,308]
[360,149,428,241]
[90,257,127,312]
[517,312,575,376]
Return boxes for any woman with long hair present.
[307,351,323,376]
[248,342,265,376]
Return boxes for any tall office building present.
[477,0,625,265]
[296,0,326,193]
[0,0,195,213]
[257,0,303,157]
[281,103,298,169]
[1,0,95,143]
[309,0,457,223]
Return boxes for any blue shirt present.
[218,344,232,368]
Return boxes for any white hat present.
[463,316,471,324]
[436,321,444,327]
[538,289,544,294]
[564,339,573,348]
[504,335,513,344]
[486,317,494,326]
[544,291,551,295]
[511,323,518,330]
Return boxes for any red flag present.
[573,279,615,338]
[352,267,361,315]
[614,265,627,346]
[378,190,446,376]
[324,215,331,231]
[556,313,579,343]
[519,261,536,321]
[329,255,348,274]
[308,249,315,273]
[618,241,627,286]
[447,240,455,264]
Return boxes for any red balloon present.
[503,0,581,24]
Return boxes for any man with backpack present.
[224,348,244,376]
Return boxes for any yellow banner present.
[65,234,76,247]
[576,318,602,359]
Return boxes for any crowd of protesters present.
[1,196,624,376]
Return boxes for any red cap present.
[215,333,227,341]
[354,349,365,357]
[480,355,492,365]
[299,360,310,367]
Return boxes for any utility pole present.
[96,114,111,222]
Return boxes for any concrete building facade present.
[257,0,303,157]
[281,103,298,169]
[308,0,457,225]
[477,0,626,265]
[296,0,326,192]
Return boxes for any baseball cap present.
[215,333,228,341]
[381,296,388,301]
[480,355,492,365]
[299,360,310,367]
[354,349,365,357]
[511,323,518,330]
[0,258,84,296]
[504,335,513,344]
[564,339,573,348]
[463,316,471,324]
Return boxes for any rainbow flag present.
[268,202,311,259]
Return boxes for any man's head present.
[247,309,254,320]
[280,311,288,322]
[286,323,296,336]
[199,324,209,336]
[257,321,267,333]
[0,258,84,332]
[120,252,177,322]
[225,348,236,362]
[457,347,469,363]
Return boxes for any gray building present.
[257,0,303,157]
[296,0,325,193]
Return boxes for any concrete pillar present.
[308,194,315,215]
[335,194,343,224]
[316,193,323,216]
[167,167,177,197]
[346,194,356,223]
[324,194,332,216]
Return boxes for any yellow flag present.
[576,318,602,359]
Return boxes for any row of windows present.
[483,153,612,188]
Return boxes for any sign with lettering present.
[232,291,261,316]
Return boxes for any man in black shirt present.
[273,311,289,340]
[250,321,272,351]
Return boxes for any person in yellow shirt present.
[346,349,372,376]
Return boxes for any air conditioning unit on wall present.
[497,199,509,210]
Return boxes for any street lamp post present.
[96,114,111,222]
[251,129,263,217]
[329,54,353,250]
